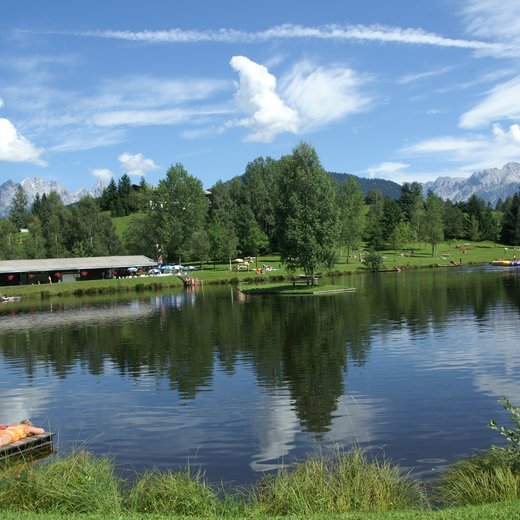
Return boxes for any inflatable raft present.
[490,259,520,267]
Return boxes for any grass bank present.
[3,500,520,519]
[0,241,515,302]
[1,446,519,519]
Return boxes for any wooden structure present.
[0,433,55,461]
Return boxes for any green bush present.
[489,397,520,449]
[248,447,428,515]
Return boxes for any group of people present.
[0,420,45,447]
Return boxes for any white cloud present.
[69,23,508,54]
[118,152,160,178]
[366,162,410,179]
[401,124,520,174]
[227,56,370,142]
[0,118,46,165]
[459,75,520,128]
[281,60,371,130]
[91,106,230,128]
[398,66,454,85]
[461,0,520,56]
[402,136,483,156]
[228,55,300,142]
[0,97,4,108]
[91,168,113,183]
[492,123,520,145]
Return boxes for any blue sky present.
[1,0,520,192]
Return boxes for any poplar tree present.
[276,142,339,283]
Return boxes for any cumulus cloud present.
[228,56,300,142]
[492,123,520,144]
[118,152,160,178]
[0,118,46,165]
[227,56,369,141]
[91,168,113,183]
[459,75,520,128]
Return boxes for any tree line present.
[2,142,520,274]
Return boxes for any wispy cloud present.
[401,123,520,173]
[281,60,371,130]
[398,66,454,85]
[459,74,520,128]
[461,0,520,56]
[366,162,410,178]
[45,23,510,54]
[0,118,46,165]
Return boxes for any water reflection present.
[0,268,518,483]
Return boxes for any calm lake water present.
[0,266,519,485]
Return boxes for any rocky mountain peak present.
[0,177,108,217]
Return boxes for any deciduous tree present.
[275,142,339,283]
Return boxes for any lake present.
[0,265,518,485]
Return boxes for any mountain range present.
[0,178,105,218]
[423,162,520,205]
[1,162,520,217]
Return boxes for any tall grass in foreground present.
[248,447,429,515]
[435,447,520,507]
[0,450,121,514]
[127,467,228,516]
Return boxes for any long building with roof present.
[0,255,157,286]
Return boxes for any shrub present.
[489,397,520,449]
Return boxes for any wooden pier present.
[0,433,55,461]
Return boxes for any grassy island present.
[240,283,356,295]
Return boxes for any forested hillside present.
[1,144,520,264]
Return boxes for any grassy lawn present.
[2,499,520,519]
[0,241,516,301]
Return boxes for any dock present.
[0,433,55,461]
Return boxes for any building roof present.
[0,255,157,274]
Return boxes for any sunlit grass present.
[434,447,520,507]
[127,468,223,516]
[1,241,514,301]
[248,447,429,515]
[0,450,122,514]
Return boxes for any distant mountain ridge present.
[423,162,520,205]
[0,177,105,218]
[2,162,520,218]
[329,172,402,199]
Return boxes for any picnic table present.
[292,274,321,286]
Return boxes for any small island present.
[239,283,356,295]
